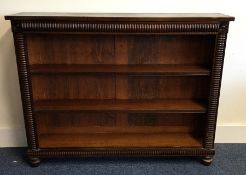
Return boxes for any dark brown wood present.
[28,157,41,167]
[31,75,209,100]
[128,76,210,99]
[6,13,234,166]
[5,12,234,21]
[31,75,115,100]
[35,113,204,134]
[26,34,215,65]
[12,33,38,150]
[38,133,202,148]
[205,23,229,150]
[33,99,207,113]
[201,155,214,166]
[30,64,210,75]
[27,148,215,158]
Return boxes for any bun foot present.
[201,156,213,166]
[28,157,41,167]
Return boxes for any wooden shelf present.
[30,64,210,76]
[38,133,203,148]
[33,99,207,113]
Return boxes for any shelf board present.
[30,64,210,76]
[38,125,201,135]
[33,99,207,113]
[38,133,203,148]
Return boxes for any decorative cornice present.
[28,148,215,158]
[11,21,220,33]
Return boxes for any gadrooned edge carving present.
[12,21,220,33]
[204,23,229,149]
[27,148,215,158]
[13,33,37,150]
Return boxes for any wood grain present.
[128,76,210,99]
[36,112,204,134]
[38,133,203,148]
[31,75,209,100]
[27,34,115,64]
[30,64,210,76]
[127,35,215,65]
[33,99,207,113]
[27,34,215,66]
[31,75,115,100]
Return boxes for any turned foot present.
[28,157,41,167]
[201,156,213,166]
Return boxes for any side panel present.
[204,22,229,149]
[12,32,38,150]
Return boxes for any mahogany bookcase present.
[5,13,234,166]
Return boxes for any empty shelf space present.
[38,133,203,148]
[33,99,207,113]
[29,64,210,75]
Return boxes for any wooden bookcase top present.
[5,12,234,21]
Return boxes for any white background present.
[0,0,245,146]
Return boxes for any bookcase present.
[5,13,234,166]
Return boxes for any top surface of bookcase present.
[5,12,234,22]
